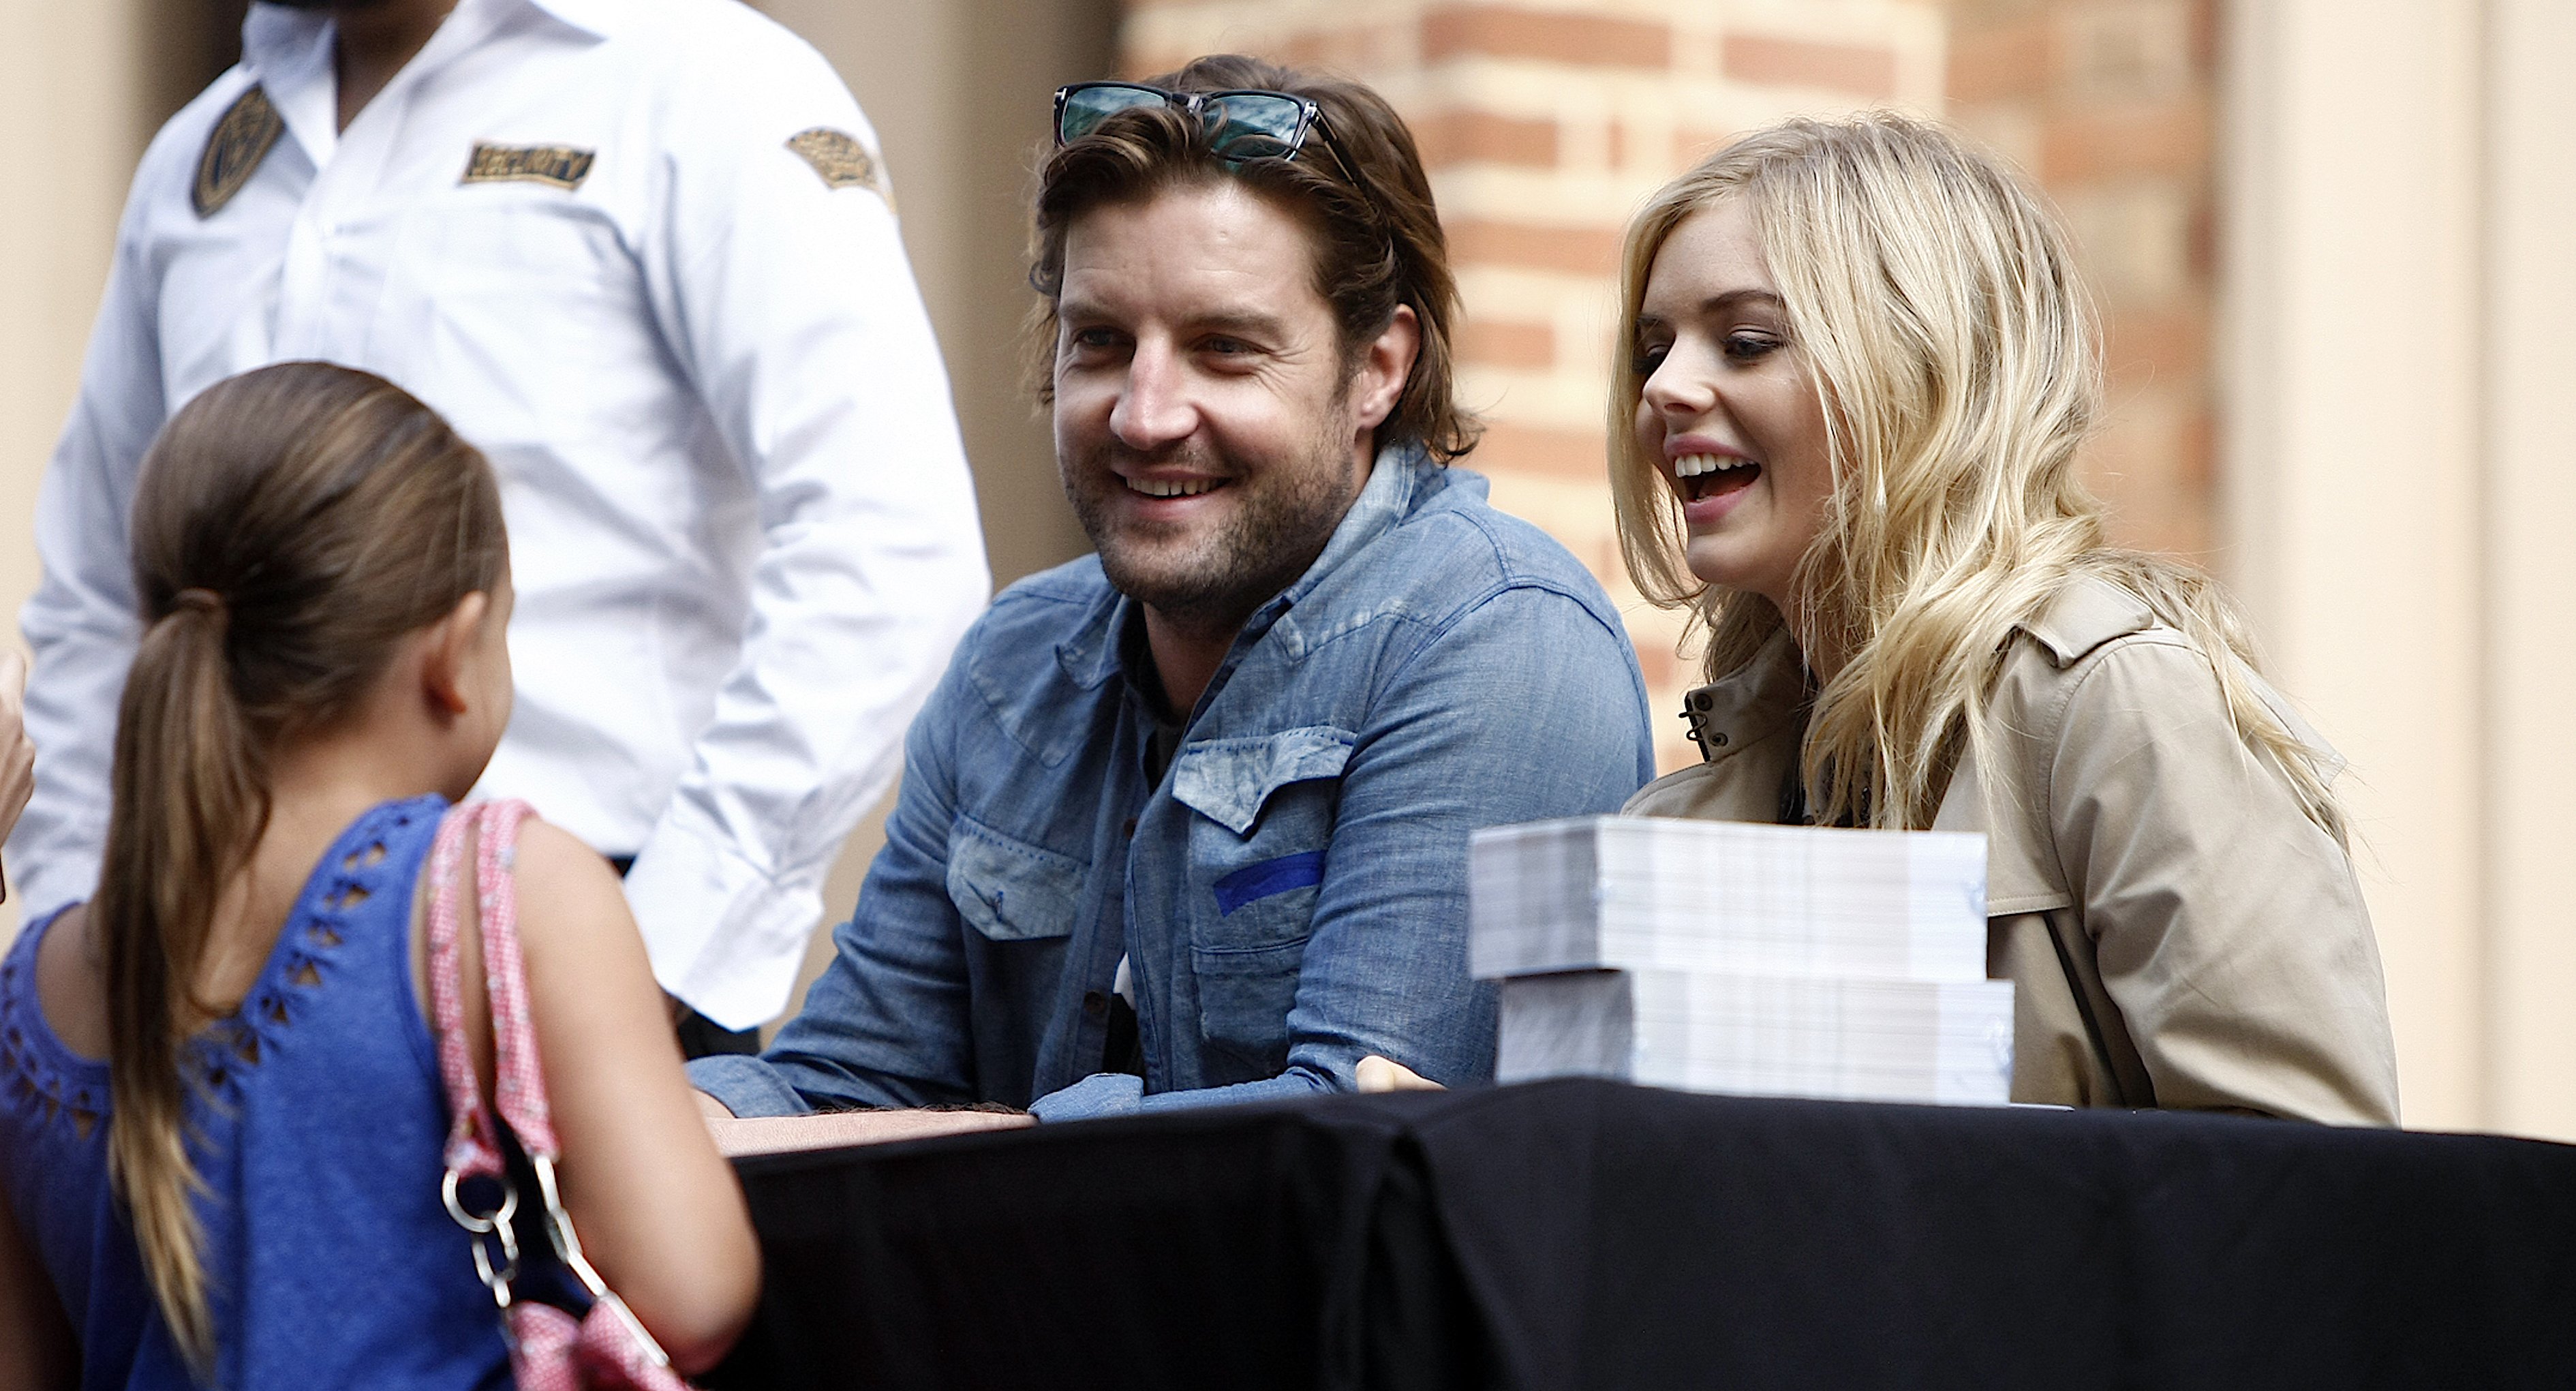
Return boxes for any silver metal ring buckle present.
[442,1166,519,1234]
[443,1167,523,1306]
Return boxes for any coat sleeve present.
[2046,635,2401,1125]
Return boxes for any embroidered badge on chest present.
[460,142,596,191]
[194,85,285,218]
[785,127,892,206]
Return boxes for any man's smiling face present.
[1050,180,1382,635]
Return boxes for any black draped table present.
[707,1079,2576,1390]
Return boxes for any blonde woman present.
[1612,114,2399,1124]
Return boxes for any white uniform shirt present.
[14,0,990,1028]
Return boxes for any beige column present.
[2479,0,2576,1140]
[0,1,154,637]
[2222,0,2576,1137]
[0,0,157,934]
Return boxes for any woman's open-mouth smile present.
[1672,450,1762,524]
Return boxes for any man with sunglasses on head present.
[14,0,990,1056]
[690,56,1654,1129]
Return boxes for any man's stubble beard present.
[1068,401,1364,638]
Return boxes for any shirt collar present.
[1266,442,1431,617]
[236,5,337,168]
[517,0,626,38]
[239,2,327,76]
[240,0,613,168]
[239,0,619,95]
[1054,442,1442,694]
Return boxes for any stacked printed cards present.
[1471,816,2014,1105]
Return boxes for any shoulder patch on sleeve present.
[2016,577,2158,669]
[194,85,285,218]
[785,127,891,206]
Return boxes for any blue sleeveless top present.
[0,796,511,1390]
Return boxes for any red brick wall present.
[1120,1,2227,769]
[1945,0,2220,558]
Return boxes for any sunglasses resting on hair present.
[1053,81,1336,168]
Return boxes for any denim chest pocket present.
[1171,727,1353,1075]
[946,816,1086,944]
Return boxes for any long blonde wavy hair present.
[1609,113,2344,840]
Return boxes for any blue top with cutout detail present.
[0,795,511,1390]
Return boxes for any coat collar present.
[1676,575,2171,761]
[1676,625,1807,765]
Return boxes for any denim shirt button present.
[1082,990,1109,1020]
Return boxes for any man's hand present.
[1356,1055,1444,1093]
[694,1090,1033,1158]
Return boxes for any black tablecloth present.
[707,1080,2576,1390]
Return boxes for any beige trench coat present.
[1624,578,2401,1125]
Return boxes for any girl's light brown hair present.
[99,361,507,1372]
[1608,114,2344,840]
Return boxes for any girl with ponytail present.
[0,362,756,1386]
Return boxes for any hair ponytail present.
[96,364,507,1373]
[99,591,264,1371]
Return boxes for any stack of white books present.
[1469,816,2014,1105]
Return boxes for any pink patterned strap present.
[428,804,504,1180]
[469,799,559,1159]
[427,799,559,1177]
[509,1302,585,1391]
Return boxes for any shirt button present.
[1083,990,1109,1020]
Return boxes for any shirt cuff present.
[625,805,827,1032]
[1028,1072,1146,1122]
[687,1054,817,1118]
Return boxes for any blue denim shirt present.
[691,448,1655,1120]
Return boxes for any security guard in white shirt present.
[14,0,992,1052]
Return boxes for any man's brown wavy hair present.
[1028,54,1480,463]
